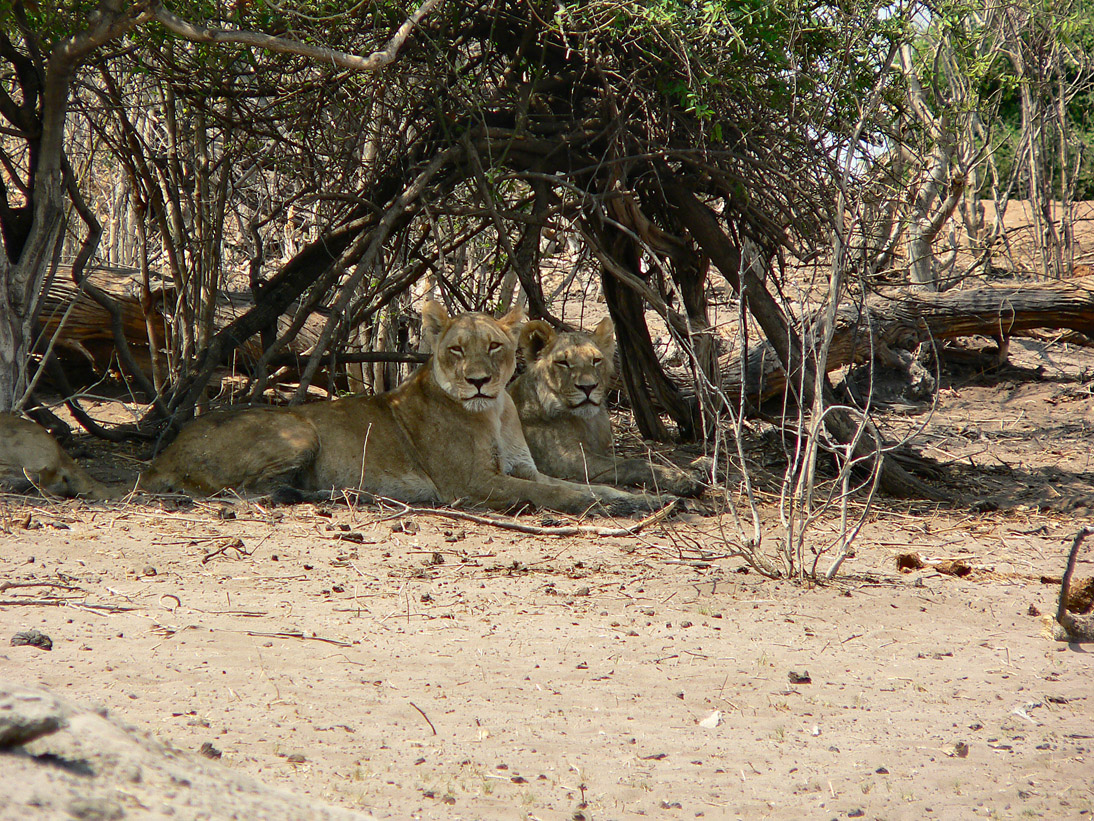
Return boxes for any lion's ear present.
[421,300,450,349]
[519,320,556,362]
[497,304,526,335]
[592,317,616,359]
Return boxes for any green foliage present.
[908,0,1094,198]
[548,0,898,148]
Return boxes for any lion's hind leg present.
[139,409,320,496]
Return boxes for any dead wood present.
[1054,526,1094,643]
[381,498,679,537]
[722,276,1094,405]
[37,266,161,379]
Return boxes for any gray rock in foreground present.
[0,681,376,820]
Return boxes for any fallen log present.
[37,267,330,384]
[716,276,1094,406]
[36,265,161,378]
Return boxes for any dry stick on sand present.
[1054,526,1094,643]
[379,498,679,537]
[409,701,438,735]
[0,580,83,594]
[244,631,353,647]
[0,600,135,612]
[201,538,250,564]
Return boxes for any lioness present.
[508,318,705,497]
[139,303,663,515]
[0,413,118,499]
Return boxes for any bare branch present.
[152,0,442,72]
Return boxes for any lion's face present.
[422,301,524,412]
[519,318,616,419]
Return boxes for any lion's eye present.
[592,357,603,367]
[556,359,571,369]
[449,346,463,357]
[488,341,503,353]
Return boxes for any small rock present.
[698,710,722,729]
[286,752,306,763]
[11,629,52,651]
[953,741,970,758]
[142,565,157,577]
[847,810,865,818]
[934,559,972,578]
[199,741,222,759]
[897,552,925,572]
[788,670,811,685]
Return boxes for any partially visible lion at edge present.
[138,302,667,516]
[0,413,120,499]
[508,318,706,498]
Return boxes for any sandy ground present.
[3,336,1094,820]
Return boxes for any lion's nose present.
[467,375,491,391]
[577,383,596,398]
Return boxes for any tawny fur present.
[0,414,120,500]
[140,303,664,515]
[508,318,705,498]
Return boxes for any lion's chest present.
[439,408,535,480]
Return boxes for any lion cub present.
[508,319,705,497]
[0,413,118,499]
[140,303,663,515]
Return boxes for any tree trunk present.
[0,3,149,411]
[0,256,23,411]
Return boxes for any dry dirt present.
[3,205,1094,819]
[3,334,1094,821]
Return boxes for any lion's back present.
[141,408,320,495]
[0,414,64,475]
